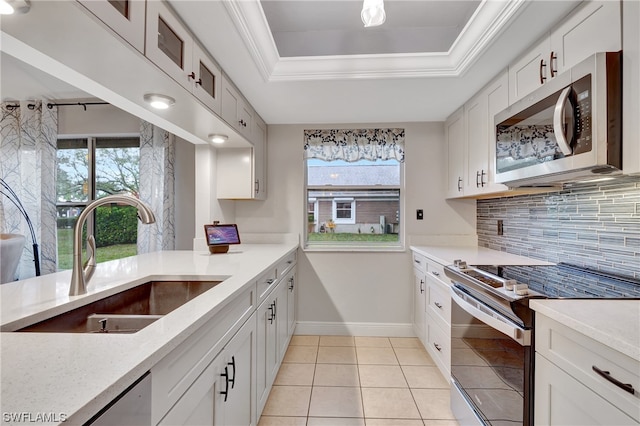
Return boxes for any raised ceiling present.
[260,1,482,57]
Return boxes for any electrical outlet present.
[497,220,504,235]
[417,209,424,220]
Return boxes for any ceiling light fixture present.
[143,93,175,110]
[0,0,30,15]
[208,134,228,144]
[361,0,385,27]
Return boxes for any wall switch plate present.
[497,219,504,235]
[417,209,424,220]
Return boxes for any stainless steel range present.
[444,260,640,426]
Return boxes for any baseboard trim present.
[294,321,415,337]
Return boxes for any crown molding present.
[223,0,529,82]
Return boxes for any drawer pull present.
[434,302,443,309]
[431,271,440,277]
[414,259,421,265]
[592,366,635,395]
[228,356,236,389]
[420,280,425,294]
[433,343,442,352]
[266,278,275,285]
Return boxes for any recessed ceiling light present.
[208,134,228,144]
[0,0,30,14]
[143,93,175,110]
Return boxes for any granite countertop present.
[0,243,298,425]
[530,299,640,361]
[409,245,554,266]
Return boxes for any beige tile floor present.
[259,336,459,426]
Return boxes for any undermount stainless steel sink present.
[17,280,221,334]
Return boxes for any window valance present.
[304,128,405,163]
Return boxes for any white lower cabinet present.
[535,313,640,425]
[159,313,256,426]
[151,250,298,426]
[412,252,427,346]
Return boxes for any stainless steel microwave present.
[494,51,622,187]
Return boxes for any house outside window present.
[304,128,404,249]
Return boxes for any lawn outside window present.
[303,128,404,250]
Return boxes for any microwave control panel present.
[572,74,592,155]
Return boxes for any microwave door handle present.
[553,86,574,156]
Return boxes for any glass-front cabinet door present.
[77,0,146,53]
[145,0,193,91]
[193,43,222,115]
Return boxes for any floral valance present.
[304,128,405,163]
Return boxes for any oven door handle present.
[450,287,531,346]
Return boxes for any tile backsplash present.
[477,176,640,279]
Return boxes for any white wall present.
[235,122,476,335]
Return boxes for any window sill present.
[303,244,406,253]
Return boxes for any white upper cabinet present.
[222,74,253,140]
[550,1,621,75]
[508,37,551,104]
[465,71,509,197]
[447,71,509,199]
[77,0,146,53]
[252,115,267,200]
[445,107,465,198]
[145,1,222,115]
[509,0,621,103]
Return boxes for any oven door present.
[450,285,533,426]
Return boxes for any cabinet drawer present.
[427,320,450,378]
[536,314,640,422]
[427,276,451,327]
[151,285,255,424]
[256,268,278,304]
[412,252,427,274]
[426,259,448,286]
[276,251,296,279]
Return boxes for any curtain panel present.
[0,100,58,278]
[137,121,175,253]
[303,128,405,163]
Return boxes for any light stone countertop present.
[0,244,298,425]
[409,245,554,266]
[530,299,640,361]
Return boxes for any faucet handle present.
[83,235,97,283]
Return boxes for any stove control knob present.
[514,283,529,295]
[504,279,516,291]
[453,259,468,269]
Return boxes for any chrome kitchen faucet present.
[69,195,156,296]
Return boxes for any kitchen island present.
[0,243,298,425]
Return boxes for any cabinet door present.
[445,107,465,198]
[286,270,297,337]
[192,42,222,115]
[256,296,278,415]
[145,1,193,91]
[535,355,636,426]
[158,356,223,425]
[217,314,257,426]
[216,148,254,199]
[78,0,146,53]
[413,267,426,346]
[622,0,640,174]
[252,115,267,200]
[222,76,252,138]
[508,36,550,103]
[550,1,621,76]
[276,279,290,360]
[464,93,487,194]
[484,71,509,193]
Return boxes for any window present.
[56,136,140,270]
[333,199,355,224]
[304,129,404,249]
